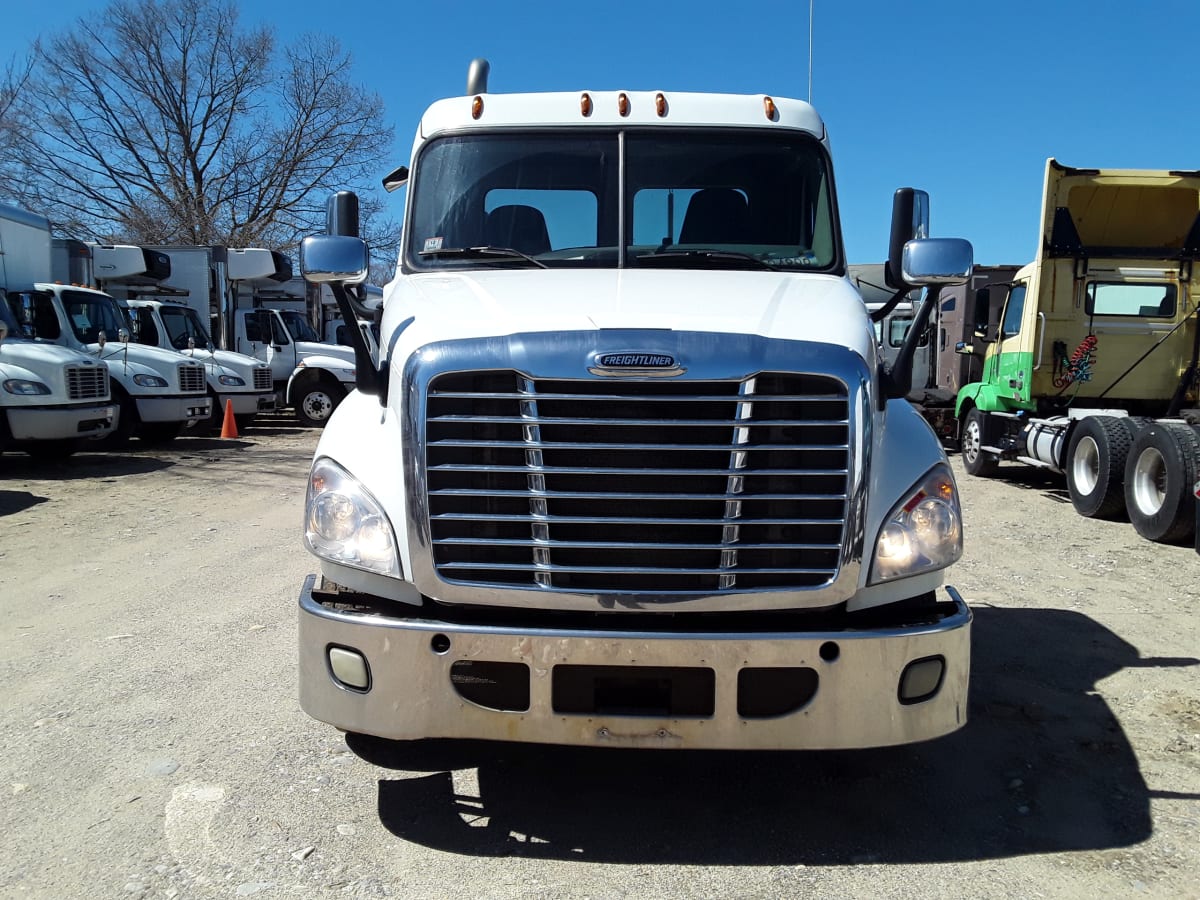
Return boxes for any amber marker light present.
[471,96,484,119]
[580,92,593,116]
[655,93,667,117]
[763,96,777,120]
[618,92,630,116]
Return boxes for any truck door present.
[991,280,1036,406]
[238,309,297,382]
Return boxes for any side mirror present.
[976,323,1000,344]
[119,328,130,344]
[954,341,973,355]
[901,238,973,286]
[886,188,930,288]
[300,235,369,286]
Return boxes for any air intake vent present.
[65,365,108,401]
[178,364,206,393]
[252,367,272,391]
[425,371,850,594]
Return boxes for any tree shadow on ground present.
[355,606,1198,864]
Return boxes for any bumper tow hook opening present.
[430,633,451,655]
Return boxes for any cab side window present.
[1001,283,1027,339]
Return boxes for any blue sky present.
[2,0,1189,267]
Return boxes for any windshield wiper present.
[418,246,547,268]
[636,248,777,270]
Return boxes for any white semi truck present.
[1,205,117,456]
[293,62,976,753]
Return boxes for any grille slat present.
[426,370,850,593]
[65,365,108,400]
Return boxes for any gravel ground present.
[1,414,1197,899]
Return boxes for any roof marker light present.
[618,92,630,117]
[764,96,778,120]
[581,92,593,117]
[471,96,484,119]
[655,93,667,117]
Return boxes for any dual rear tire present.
[1123,423,1200,544]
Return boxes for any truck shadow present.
[358,606,1197,864]
[0,489,48,517]
[0,452,173,479]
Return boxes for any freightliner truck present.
[957,160,1200,545]
[0,204,115,456]
[125,246,357,427]
[295,61,976,751]
[57,240,276,432]
[17,242,212,444]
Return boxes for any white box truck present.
[23,242,212,444]
[292,62,977,753]
[1,204,116,457]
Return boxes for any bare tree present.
[0,0,398,261]
[0,53,35,166]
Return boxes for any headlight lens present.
[305,457,400,577]
[870,464,962,583]
[3,379,52,395]
[217,374,245,386]
[132,373,168,387]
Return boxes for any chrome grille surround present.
[178,363,206,393]
[405,330,872,613]
[252,367,273,391]
[65,364,108,401]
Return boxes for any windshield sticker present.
[423,236,444,252]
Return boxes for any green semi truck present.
[956,159,1200,544]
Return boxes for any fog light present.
[328,646,370,691]
[899,656,945,704]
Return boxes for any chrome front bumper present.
[298,575,971,751]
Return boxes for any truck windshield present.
[60,290,130,344]
[406,129,840,272]
[278,310,320,342]
[159,305,213,350]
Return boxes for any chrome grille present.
[178,364,206,393]
[65,365,108,401]
[425,371,850,594]
[252,367,272,391]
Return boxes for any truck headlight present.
[132,373,169,387]
[305,457,400,577]
[3,379,52,395]
[869,464,962,583]
[217,374,246,386]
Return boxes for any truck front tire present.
[1124,423,1200,544]
[961,408,998,476]
[1066,416,1131,519]
[296,379,346,428]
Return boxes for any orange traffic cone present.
[220,398,239,438]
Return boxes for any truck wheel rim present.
[303,392,333,420]
[963,420,981,463]
[1130,447,1167,515]
[1072,436,1100,494]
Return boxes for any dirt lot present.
[1,415,1197,899]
